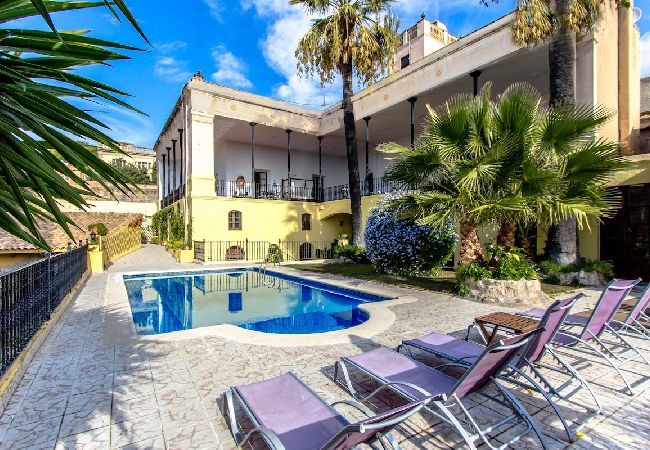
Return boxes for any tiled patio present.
[1,245,649,449]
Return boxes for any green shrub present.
[334,244,369,263]
[150,236,160,245]
[537,257,614,283]
[265,244,283,264]
[87,222,108,237]
[455,243,537,295]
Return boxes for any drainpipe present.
[318,136,323,202]
[470,70,482,97]
[250,123,256,195]
[407,97,417,148]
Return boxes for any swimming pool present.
[122,269,392,335]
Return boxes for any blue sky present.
[17,0,650,147]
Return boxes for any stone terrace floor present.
[0,245,649,449]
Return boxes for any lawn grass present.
[285,263,458,293]
[286,262,580,297]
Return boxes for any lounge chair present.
[608,283,650,342]
[398,293,602,442]
[520,279,649,395]
[335,331,548,450]
[221,371,429,449]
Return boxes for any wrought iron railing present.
[161,184,186,208]
[215,177,409,203]
[0,245,88,375]
[193,239,335,263]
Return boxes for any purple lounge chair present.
[522,279,649,395]
[609,283,650,341]
[398,293,602,443]
[221,371,429,449]
[335,331,548,450]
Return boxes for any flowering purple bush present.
[364,194,457,275]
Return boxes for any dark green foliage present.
[456,243,537,294]
[110,160,155,185]
[152,206,185,243]
[334,244,369,263]
[87,222,107,236]
[538,258,614,282]
[0,1,147,249]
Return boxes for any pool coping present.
[102,265,419,347]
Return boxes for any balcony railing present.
[161,183,186,208]
[216,177,411,203]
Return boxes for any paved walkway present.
[0,245,649,449]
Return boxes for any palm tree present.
[487,0,629,263]
[0,1,146,249]
[380,87,510,266]
[381,83,626,266]
[291,0,399,246]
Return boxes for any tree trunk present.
[547,0,580,264]
[496,220,517,247]
[547,218,579,265]
[342,61,363,247]
[459,219,483,266]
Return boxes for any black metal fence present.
[0,246,88,376]
[193,239,335,263]
[215,177,412,203]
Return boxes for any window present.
[301,213,312,231]
[400,55,410,69]
[228,211,242,230]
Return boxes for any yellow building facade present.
[154,6,646,275]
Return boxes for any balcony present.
[160,183,186,208]
[215,177,411,203]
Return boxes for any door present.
[312,175,324,202]
[254,171,267,198]
[601,184,650,280]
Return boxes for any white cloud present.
[641,32,650,77]
[241,0,483,106]
[204,0,223,21]
[92,102,157,147]
[154,41,192,83]
[210,46,253,89]
[154,56,192,83]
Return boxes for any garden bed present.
[286,263,577,297]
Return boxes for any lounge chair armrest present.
[241,427,285,449]
[363,381,435,404]
[434,363,470,374]
[331,399,374,418]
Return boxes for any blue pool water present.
[123,269,391,335]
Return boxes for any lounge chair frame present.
[222,371,428,450]
[551,280,649,395]
[334,336,547,450]
[399,294,602,443]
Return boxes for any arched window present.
[301,213,312,231]
[228,211,242,230]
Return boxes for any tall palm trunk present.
[342,61,363,247]
[459,219,483,266]
[497,220,517,247]
[547,0,580,264]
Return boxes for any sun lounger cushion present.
[345,347,456,400]
[404,332,483,364]
[235,373,348,449]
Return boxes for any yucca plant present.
[381,83,627,266]
[291,0,399,246]
[0,0,147,249]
